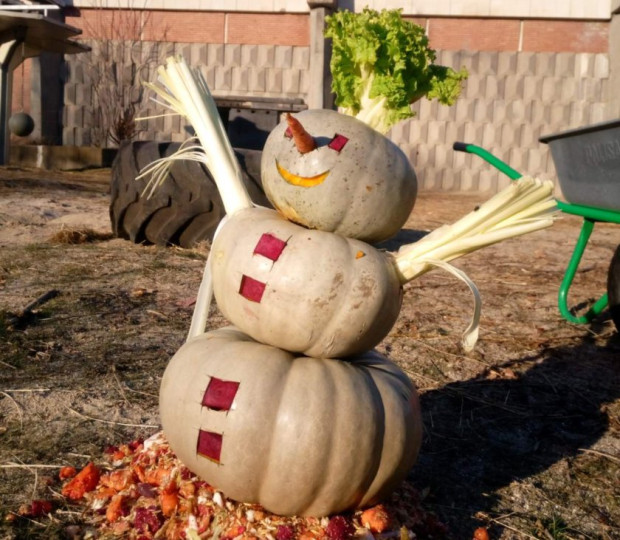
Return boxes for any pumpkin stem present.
[286,113,316,154]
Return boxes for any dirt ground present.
[0,166,618,539]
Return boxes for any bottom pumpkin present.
[159,327,422,517]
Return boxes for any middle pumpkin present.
[211,206,403,359]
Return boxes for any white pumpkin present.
[211,206,403,358]
[159,327,422,517]
[261,109,417,244]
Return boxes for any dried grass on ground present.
[0,167,618,539]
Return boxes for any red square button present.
[201,377,240,411]
[239,275,266,303]
[196,430,223,463]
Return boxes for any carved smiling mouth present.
[275,160,330,188]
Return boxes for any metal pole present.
[0,39,22,165]
[307,1,337,110]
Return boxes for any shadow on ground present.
[405,330,620,537]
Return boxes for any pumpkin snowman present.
[145,57,556,518]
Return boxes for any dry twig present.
[67,407,159,429]
[578,447,620,464]
[0,391,23,429]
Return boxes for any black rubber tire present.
[607,244,620,331]
[110,140,268,248]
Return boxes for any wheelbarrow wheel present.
[110,140,267,248]
[607,244,620,331]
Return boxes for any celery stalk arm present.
[394,177,558,283]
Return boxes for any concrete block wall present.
[63,44,613,194]
[62,41,310,145]
[609,13,620,120]
[55,4,618,193]
[393,50,612,193]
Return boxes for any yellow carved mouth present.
[276,160,330,188]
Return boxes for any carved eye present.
[328,134,348,152]
[284,128,348,153]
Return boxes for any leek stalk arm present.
[142,56,254,215]
[141,56,255,340]
[394,176,558,283]
[391,176,557,352]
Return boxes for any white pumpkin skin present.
[159,327,422,517]
[261,109,417,244]
[211,207,403,358]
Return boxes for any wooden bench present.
[213,95,307,149]
[213,95,307,114]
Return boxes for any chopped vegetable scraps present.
[360,505,391,533]
[50,432,449,539]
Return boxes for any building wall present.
[71,0,611,19]
[609,3,620,119]
[57,4,617,193]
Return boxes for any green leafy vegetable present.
[325,8,468,133]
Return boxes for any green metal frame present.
[454,142,620,324]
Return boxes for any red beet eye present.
[328,134,348,152]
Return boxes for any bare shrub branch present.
[73,1,170,147]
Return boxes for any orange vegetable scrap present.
[298,532,324,540]
[473,526,490,540]
[105,493,127,522]
[159,485,179,517]
[178,480,196,498]
[61,462,100,500]
[144,465,172,486]
[58,466,77,480]
[361,504,392,533]
[132,463,146,482]
[93,486,117,501]
[100,468,136,492]
[223,524,246,538]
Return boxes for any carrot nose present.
[285,113,316,154]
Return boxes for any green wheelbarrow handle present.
[453,141,612,325]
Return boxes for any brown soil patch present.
[0,166,618,539]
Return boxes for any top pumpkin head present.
[261,109,417,244]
